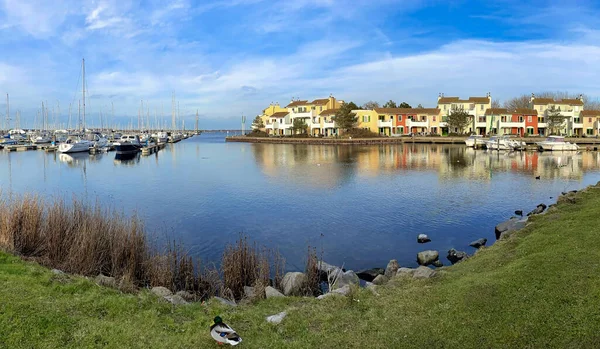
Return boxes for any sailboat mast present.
[82,58,86,131]
[6,93,9,131]
[195,110,199,134]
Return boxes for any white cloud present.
[1,0,77,37]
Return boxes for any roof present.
[311,98,330,105]
[531,98,554,105]
[319,108,338,116]
[285,100,309,108]
[580,110,600,116]
[437,97,460,104]
[269,111,289,118]
[374,108,440,115]
[512,108,538,115]
[560,98,584,106]
[484,108,509,115]
[468,96,491,104]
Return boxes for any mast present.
[195,110,199,134]
[78,100,81,131]
[111,102,114,131]
[82,58,86,131]
[41,101,45,131]
[68,103,72,130]
[6,93,9,131]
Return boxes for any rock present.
[332,270,359,290]
[372,274,389,285]
[281,272,307,296]
[527,203,547,216]
[265,286,285,298]
[244,286,255,298]
[417,234,431,243]
[175,291,196,302]
[514,210,523,216]
[494,217,528,239]
[51,269,64,275]
[396,267,416,277]
[447,249,469,265]
[558,192,578,205]
[317,285,351,299]
[356,268,384,282]
[469,238,488,249]
[318,261,343,282]
[366,283,379,296]
[417,250,439,266]
[150,286,173,297]
[413,266,436,279]
[266,311,287,324]
[214,297,237,307]
[164,294,188,305]
[95,274,116,288]
[118,277,136,293]
[432,260,443,268]
[384,259,400,277]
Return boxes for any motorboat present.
[536,136,579,151]
[114,134,142,154]
[86,132,109,149]
[32,133,52,144]
[0,134,17,145]
[156,131,168,144]
[58,135,93,153]
[8,129,26,142]
[485,136,512,151]
[464,134,484,147]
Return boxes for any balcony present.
[323,121,336,128]
[572,122,584,129]
[499,121,525,128]
[265,123,274,129]
[377,120,393,128]
[290,111,314,118]
[408,120,428,127]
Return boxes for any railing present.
[323,121,336,128]
[377,120,393,127]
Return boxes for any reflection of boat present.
[465,134,484,147]
[536,136,579,151]
[59,152,89,165]
[114,135,142,154]
[59,136,93,153]
[114,152,140,164]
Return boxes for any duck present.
[210,316,242,346]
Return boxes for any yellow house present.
[258,103,288,134]
[531,94,584,136]
[437,93,492,134]
[286,96,344,136]
[580,110,600,136]
[354,109,378,133]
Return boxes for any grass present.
[2,183,600,348]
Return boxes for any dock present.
[141,143,166,155]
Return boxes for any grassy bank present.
[2,184,600,348]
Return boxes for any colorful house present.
[354,109,379,134]
[437,93,492,134]
[531,94,584,136]
[260,103,289,135]
[286,96,344,136]
[580,110,600,136]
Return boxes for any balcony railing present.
[377,120,393,127]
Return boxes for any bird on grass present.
[210,316,242,346]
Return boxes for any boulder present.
[527,203,547,216]
[413,266,436,279]
[51,269,64,275]
[469,238,488,249]
[266,311,287,325]
[318,261,343,282]
[150,286,172,297]
[175,291,196,302]
[514,210,523,216]
[432,260,443,268]
[447,249,469,264]
[417,250,439,266]
[384,259,400,277]
[317,285,351,299]
[356,268,384,282]
[558,192,578,205]
[332,270,359,290]
[281,272,307,296]
[417,234,431,243]
[265,286,285,298]
[396,267,416,277]
[494,217,528,239]
[372,274,389,285]
[164,294,188,305]
[95,274,116,288]
[214,297,237,307]
[244,286,255,298]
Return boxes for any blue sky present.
[1,0,600,129]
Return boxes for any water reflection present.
[251,144,600,186]
[114,152,141,165]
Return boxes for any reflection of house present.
[531,94,584,136]
[437,93,492,134]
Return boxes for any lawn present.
[1,184,600,348]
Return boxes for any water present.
[2,133,600,271]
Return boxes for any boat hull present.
[58,142,91,153]
[115,143,141,154]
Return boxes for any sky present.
[1,0,600,129]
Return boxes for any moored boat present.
[58,135,93,153]
[536,136,579,151]
[465,134,484,147]
[114,135,142,154]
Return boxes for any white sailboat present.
[60,58,92,154]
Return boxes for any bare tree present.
[361,101,380,110]
[504,94,531,110]
[491,99,501,108]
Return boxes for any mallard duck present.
[210,316,242,346]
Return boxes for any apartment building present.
[531,94,584,136]
[436,93,492,135]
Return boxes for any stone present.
[175,291,196,302]
[527,203,547,216]
[214,297,237,307]
[447,249,469,265]
[494,217,528,239]
[318,261,343,282]
[417,250,439,266]
[356,268,384,282]
[151,286,173,297]
[417,234,431,243]
[372,274,389,285]
[244,286,255,298]
[396,267,416,277]
[265,286,285,298]
[164,294,188,305]
[469,238,488,249]
[514,210,523,216]
[281,272,307,296]
[266,311,287,324]
[413,266,437,279]
[51,269,64,275]
[558,192,578,205]
[317,285,351,299]
[384,259,400,277]
[432,260,443,268]
[332,270,360,290]
[95,274,116,288]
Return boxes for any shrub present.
[245,130,269,137]
[343,128,380,138]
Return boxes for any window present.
[433,116,437,122]
[443,105,447,110]
[575,106,579,112]
[362,115,369,123]
[589,118,593,123]
[398,115,402,121]
[378,115,385,121]
[320,107,323,111]
[587,129,594,135]
[538,116,544,123]
[518,116,523,122]
[528,128,534,135]
[480,104,484,111]
[528,115,532,122]
[421,116,427,122]
[501,116,507,122]
[311,106,315,110]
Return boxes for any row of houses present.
[257,93,600,137]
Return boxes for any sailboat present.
[59,59,93,153]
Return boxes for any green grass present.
[2,184,600,348]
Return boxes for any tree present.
[291,118,308,134]
[333,102,359,131]
[362,101,380,110]
[445,110,471,134]
[417,103,424,108]
[382,100,397,108]
[251,115,264,129]
[399,102,412,108]
[491,99,501,108]
[504,94,531,110]
[546,106,567,135]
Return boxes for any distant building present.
[530,94,584,136]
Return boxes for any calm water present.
[2,133,600,271]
